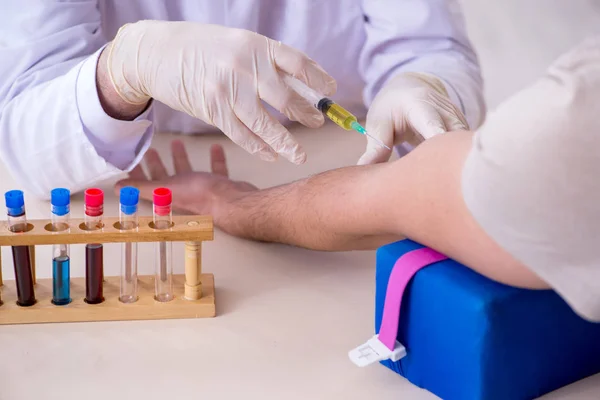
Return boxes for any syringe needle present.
[350,121,392,150]
[364,132,392,150]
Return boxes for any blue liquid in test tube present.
[50,188,71,306]
[53,255,70,304]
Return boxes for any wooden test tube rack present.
[0,215,215,325]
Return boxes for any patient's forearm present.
[218,162,403,250]
[217,131,549,289]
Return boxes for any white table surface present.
[0,125,599,400]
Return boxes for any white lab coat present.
[0,0,484,199]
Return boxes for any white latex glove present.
[106,20,337,164]
[357,72,469,165]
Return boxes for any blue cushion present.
[375,239,600,400]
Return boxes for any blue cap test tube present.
[118,187,139,304]
[5,190,25,218]
[4,190,36,306]
[50,188,71,306]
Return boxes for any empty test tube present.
[153,188,173,302]
[119,187,139,304]
[4,190,35,307]
[84,188,104,304]
[50,188,71,306]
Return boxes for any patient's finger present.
[128,164,147,181]
[210,144,229,177]
[144,148,169,180]
[172,140,193,174]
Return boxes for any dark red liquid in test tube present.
[84,188,104,304]
[12,244,35,306]
[4,190,36,307]
[85,244,103,303]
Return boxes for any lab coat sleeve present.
[0,2,154,200]
[359,0,486,130]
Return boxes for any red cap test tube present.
[153,188,173,302]
[84,188,105,304]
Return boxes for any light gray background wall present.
[460,0,600,109]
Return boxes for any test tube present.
[84,188,104,304]
[153,188,173,302]
[119,187,139,304]
[4,190,35,307]
[50,188,71,306]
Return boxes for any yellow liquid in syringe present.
[317,98,391,150]
[323,103,357,130]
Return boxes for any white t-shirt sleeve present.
[461,35,600,322]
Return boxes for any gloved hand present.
[105,20,337,164]
[357,72,469,165]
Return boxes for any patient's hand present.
[114,140,257,216]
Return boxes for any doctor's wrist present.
[96,46,150,121]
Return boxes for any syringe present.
[283,74,391,150]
